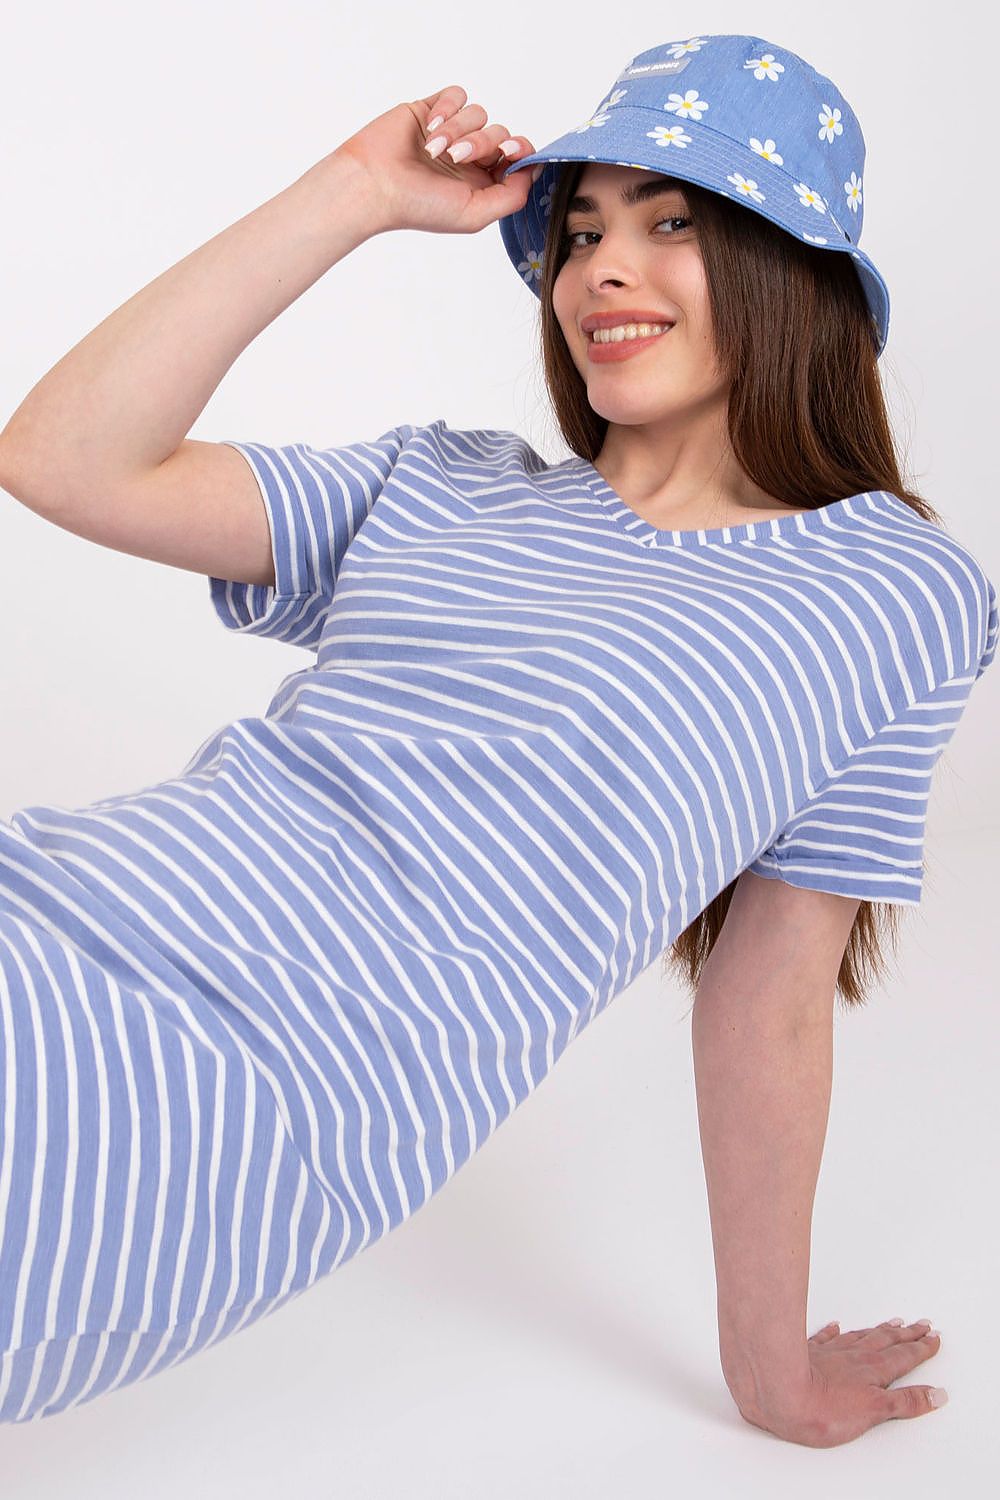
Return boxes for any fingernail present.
[928,1387,949,1408]
[887,1317,905,1326]
[424,135,447,159]
[426,114,444,134]
[498,139,520,156]
[446,141,473,163]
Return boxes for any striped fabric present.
[0,419,994,1423]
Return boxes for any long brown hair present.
[536,162,944,1011]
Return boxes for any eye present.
[560,215,693,251]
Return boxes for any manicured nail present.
[887,1317,905,1326]
[424,135,447,159]
[446,141,473,163]
[427,114,444,134]
[498,139,520,156]
[928,1387,948,1408]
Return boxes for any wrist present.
[721,1338,812,1418]
[300,146,391,246]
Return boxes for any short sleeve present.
[746,667,984,906]
[975,568,998,679]
[208,422,420,651]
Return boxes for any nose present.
[582,230,646,293]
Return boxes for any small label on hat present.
[616,56,692,83]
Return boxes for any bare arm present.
[693,872,849,1409]
[692,870,946,1447]
[691,879,839,1408]
[0,146,380,521]
[0,89,539,583]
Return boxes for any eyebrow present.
[567,178,687,213]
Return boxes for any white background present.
[0,0,996,1493]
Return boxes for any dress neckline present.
[565,455,877,549]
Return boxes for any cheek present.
[550,273,580,347]
[551,263,573,315]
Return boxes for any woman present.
[0,34,993,1445]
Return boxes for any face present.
[551,163,728,427]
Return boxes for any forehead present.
[572,163,688,202]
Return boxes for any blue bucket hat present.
[498,34,890,357]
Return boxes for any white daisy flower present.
[664,89,710,120]
[726,172,765,203]
[646,124,692,149]
[666,37,708,58]
[744,53,785,82]
[571,113,610,134]
[749,137,784,165]
[519,250,543,285]
[802,231,829,244]
[571,87,628,133]
[818,105,843,143]
[793,182,827,213]
[844,171,863,212]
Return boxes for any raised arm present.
[0,148,382,585]
[0,88,538,583]
[691,869,946,1448]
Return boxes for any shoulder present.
[396,419,549,475]
[853,491,997,683]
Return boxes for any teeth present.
[591,322,670,343]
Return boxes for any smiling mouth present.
[586,324,675,344]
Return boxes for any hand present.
[334,84,540,237]
[736,1318,946,1448]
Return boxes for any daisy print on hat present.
[745,52,785,81]
[750,137,784,165]
[795,183,828,213]
[818,105,843,142]
[664,89,710,121]
[728,174,766,204]
[570,87,626,133]
[665,37,708,57]
[647,125,693,149]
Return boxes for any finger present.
[442,122,523,169]
[844,1319,910,1344]
[456,158,542,234]
[425,101,489,149]
[879,1384,949,1422]
[872,1321,939,1350]
[417,85,468,129]
[809,1321,840,1343]
[878,1330,943,1387]
[836,1327,873,1345]
[486,132,535,172]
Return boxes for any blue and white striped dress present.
[0,419,995,1422]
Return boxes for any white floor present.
[0,821,994,1498]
